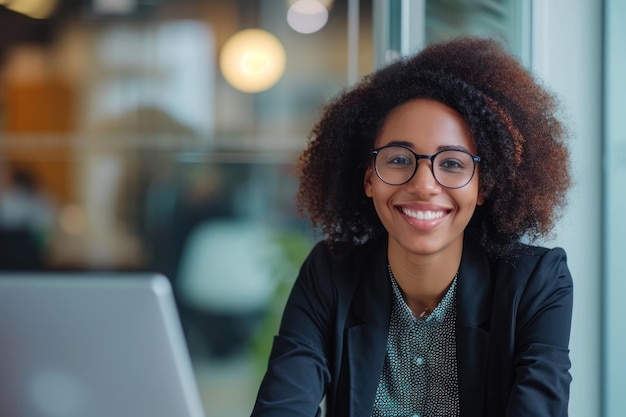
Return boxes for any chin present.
[398,234,464,257]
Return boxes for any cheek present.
[474,181,484,206]
[463,170,483,207]
[474,172,483,205]
[452,183,482,213]
[468,187,483,209]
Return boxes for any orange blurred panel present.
[4,79,76,133]
[2,78,76,204]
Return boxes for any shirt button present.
[415,357,424,365]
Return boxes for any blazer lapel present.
[346,238,392,417]
[456,238,493,417]
[340,237,494,417]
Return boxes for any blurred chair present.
[175,218,280,359]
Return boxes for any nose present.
[406,159,441,195]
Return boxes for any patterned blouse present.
[371,267,460,417]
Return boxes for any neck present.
[387,237,462,316]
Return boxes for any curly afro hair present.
[296,36,571,256]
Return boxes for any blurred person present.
[140,156,182,275]
[0,166,56,269]
[163,165,231,286]
[251,37,573,417]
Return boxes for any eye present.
[436,151,472,172]
[386,155,413,166]
[377,147,415,169]
[439,159,465,170]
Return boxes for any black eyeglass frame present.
[370,145,481,189]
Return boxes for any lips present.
[401,207,445,220]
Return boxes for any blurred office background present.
[0,0,621,416]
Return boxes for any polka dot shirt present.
[371,266,460,417]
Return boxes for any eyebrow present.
[384,140,473,153]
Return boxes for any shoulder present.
[296,238,387,297]
[492,243,570,281]
[488,243,573,302]
[303,237,386,277]
[461,240,570,288]
[283,238,387,330]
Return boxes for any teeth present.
[402,208,444,220]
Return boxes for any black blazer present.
[252,236,573,417]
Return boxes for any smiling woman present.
[364,99,483,267]
[251,36,573,417]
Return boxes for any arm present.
[507,247,574,417]
[251,242,336,417]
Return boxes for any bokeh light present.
[286,0,334,9]
[287,0,329,34]
[2,0,58,19]
[219,29,287,94]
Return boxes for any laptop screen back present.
[0,273,206,417]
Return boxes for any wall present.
[605,0,626,415]
[530,1,603,416]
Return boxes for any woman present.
[251,36,573,417]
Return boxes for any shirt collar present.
[388,267,458,324]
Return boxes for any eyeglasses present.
[370,145,481,189]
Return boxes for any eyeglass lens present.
[374,146,477,188]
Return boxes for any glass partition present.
[604,0,626,415]
[0,1,373,414]
[374,0,530,67]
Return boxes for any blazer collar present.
[346,237,392,417]
[343,236,494,417]
[457,237,493,325]
[456,237,493,417]
[346,236,493,327]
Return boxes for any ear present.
[364,166,374,197]
[476,190,485,206]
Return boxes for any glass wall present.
[604,0,626,415]
[0,1,373,415]
[374,0,529,68]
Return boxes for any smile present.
[401,208,445,220]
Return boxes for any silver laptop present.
[0,272,206,417]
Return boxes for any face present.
[364,99,483,260]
